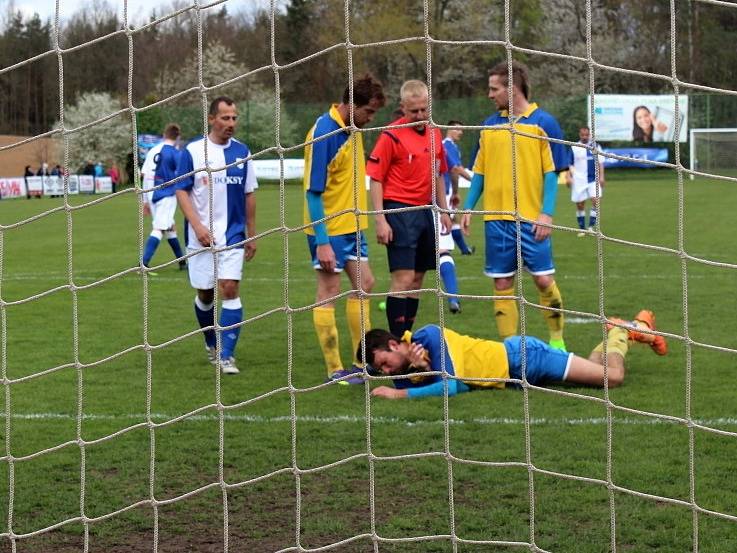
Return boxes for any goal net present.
[1,0,737,551]
[689,128,737,180]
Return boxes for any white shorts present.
[187,246,244,290]
[571,181,602,203]
[436,192,455,251]
[151,195,178,231]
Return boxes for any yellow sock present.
[539,281,564,341]
[493,287,518,340]
[313,307,343,376]
[346,298,371,365]
[593,327,629,358]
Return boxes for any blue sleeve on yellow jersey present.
[307,116,344,193]
[406,379,471,398]
[538,112,568,172]
[306,190,329,244]
[541,171,558,216]
[175,146,194,191]
[464,173,484,210]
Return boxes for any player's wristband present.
[463,173,484,210]
[541,171,558,216]
[306,190,329,245]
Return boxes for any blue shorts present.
[484,220,555,277]
[384,201,437,273]
[503,336,572,386]
[307,231,368,272]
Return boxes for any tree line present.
[0,0,735,138]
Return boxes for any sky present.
[4,0,280,25]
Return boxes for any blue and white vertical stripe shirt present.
[571,139,599,186]
[175,137,258,250]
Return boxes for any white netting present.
[689,128,737,178]
[1,0,737,551]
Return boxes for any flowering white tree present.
[56,92,132,173]
[155,39,298,153]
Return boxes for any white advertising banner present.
[95,176,113,193]
[252,159,305,181]
[26,176,44,196]
[43,176,64,196]
[589,94,689,142]
[67,175,80,195]
[79,175,95,193]
[0,178,27,199]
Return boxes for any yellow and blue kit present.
[303,104,368,237]
[472,103,568,222]
[392,325,572,398]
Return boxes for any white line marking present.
[4,412,737,427]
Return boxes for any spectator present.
[108,161,120,192]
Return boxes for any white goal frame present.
[689,127,737,180]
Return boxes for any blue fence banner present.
[601,148,668,168]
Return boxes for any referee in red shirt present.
[367,80,453,336]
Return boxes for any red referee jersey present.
[366,118,447,206]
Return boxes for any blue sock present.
[576,210,586,230]
[142,235,160,266]
[589,210,597,228]
[167,236,184,259]
[451,228,472,254]
[219,298,243,359]
[439,254,458,301]
[194,297,216,348]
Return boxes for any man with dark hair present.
[367,80,453,337]
[175,96,258,375]
[462,61,570,351]
[303,74,386,385]
[141,123,186,272]
[359,310,667,399]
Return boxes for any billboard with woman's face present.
[587,95,688,142]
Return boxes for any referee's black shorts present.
[383,200,437,273]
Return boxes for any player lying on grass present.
[358,310,667,399]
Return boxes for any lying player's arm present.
[371,379,471,399]
[460,173,484,235]
[175,189,212,247]
[306,190,335,272]
[245,191,257,261]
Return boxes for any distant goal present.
[689,128,737,180]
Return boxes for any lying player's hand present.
[245,239,257,261]
[371,386,408,399]
[375,217,393,245]
[460,213,472,236]
[316,243,336,273]
[532,213,553,241]
[407,342,429,369]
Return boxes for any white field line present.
[3,412,737,427]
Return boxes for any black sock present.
[386,296,407,336]
[405,297,420,332]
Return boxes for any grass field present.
[1,169,736,552]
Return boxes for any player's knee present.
[533,275,554,290]
[164,230,177,239]
[608,369,624,388]
[363,273,376,293]
[220,280,240,299]
[150,229,163,240]
[197,288,215,304]
[439,253,454,266]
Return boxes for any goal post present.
[689,128,737,180]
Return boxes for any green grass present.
[1,169,736,551]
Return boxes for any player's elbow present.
[607,368,624,388]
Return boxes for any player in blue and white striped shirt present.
[568,126,605,236]
[141,123,186,271]
[175,96,258,375]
